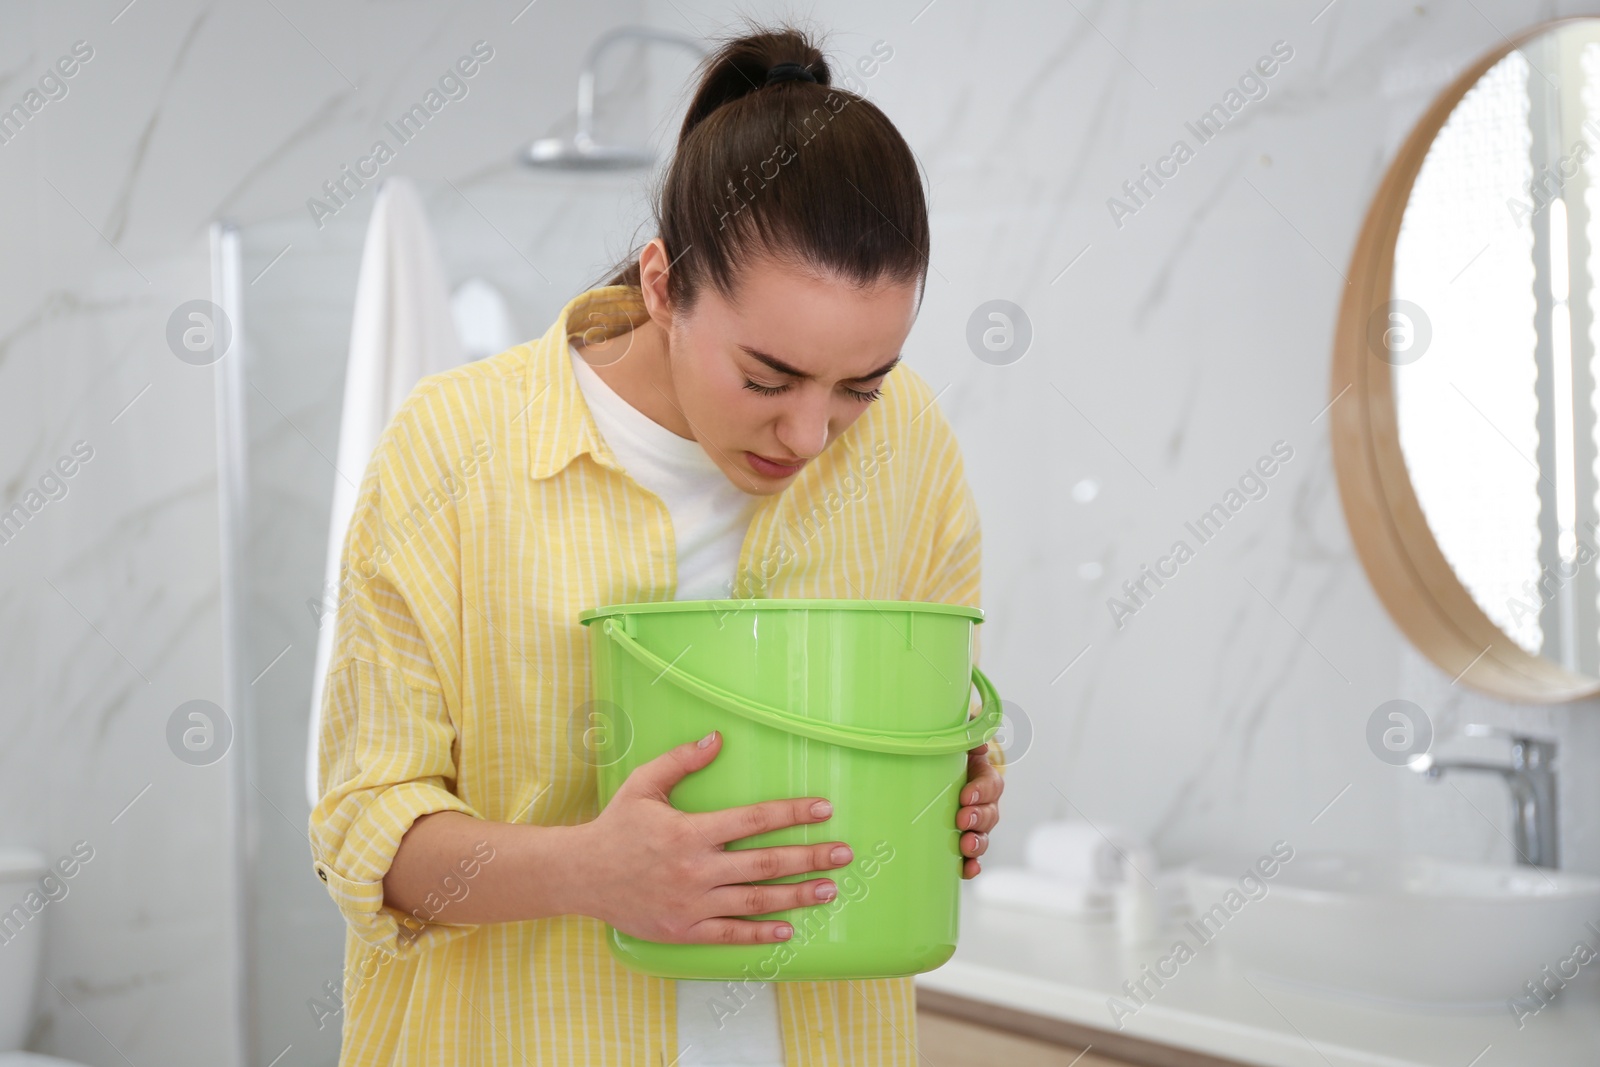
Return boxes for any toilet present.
[0,848,94,1066]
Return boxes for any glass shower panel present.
[228,168,653,1065]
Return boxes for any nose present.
[775,396,830,460]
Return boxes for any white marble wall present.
[733,0,1600,880]
[1,0,1594,1064]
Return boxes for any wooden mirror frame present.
[1331,16,1600,703]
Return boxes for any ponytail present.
[589,19,928,314]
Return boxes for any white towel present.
[972,866,1187,923]
[1024,819,1154,887]
[972,866,1116,918]
[451,277,518,362]
[304,177,466,808]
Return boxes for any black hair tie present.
[764,62,817,87]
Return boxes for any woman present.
[309,22,1005,1067]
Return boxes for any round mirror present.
[1333,16,1600,702]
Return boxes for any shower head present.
[522,132,656,171]
[522,27,708,172]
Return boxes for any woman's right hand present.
[573,729,853,945]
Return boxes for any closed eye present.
[742,379,883,403]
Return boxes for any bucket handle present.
[599,617,1003,756]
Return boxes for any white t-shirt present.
[570,345,784,1066]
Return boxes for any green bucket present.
[576,597,1002,982]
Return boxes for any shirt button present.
[317,867,328,882]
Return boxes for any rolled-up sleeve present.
[308,385,484,956]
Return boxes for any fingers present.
[685,917,800,945]
[624,730,722,800]
[704,840,853,885]
[959,758,1004,808]
[966,741,995,764]
[680,840,855,944]
[696,794,837,847]
[957,745,998,866]
[955,801,999,834]
[703,875,842,920]
[957,750,994,884]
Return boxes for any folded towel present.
[1025,819,1154,887]
[972,866,1117,918]
[973,866,1189,926]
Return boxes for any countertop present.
[914,883,1600,1067]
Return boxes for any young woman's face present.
[645,242,919,495]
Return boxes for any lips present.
[746,451,807,477]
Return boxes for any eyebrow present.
[739,345,902,383]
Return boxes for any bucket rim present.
[578,597,984,625]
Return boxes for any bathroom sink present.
[1183,850,1600,1008]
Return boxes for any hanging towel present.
[305,177,466,808]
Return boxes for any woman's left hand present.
[957,742,1002,879]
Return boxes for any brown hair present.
[589,20,928,314]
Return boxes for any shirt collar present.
[523,284,648,481]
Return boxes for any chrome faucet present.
[1410,725,1559,869]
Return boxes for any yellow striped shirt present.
[308,283,1004,1065]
